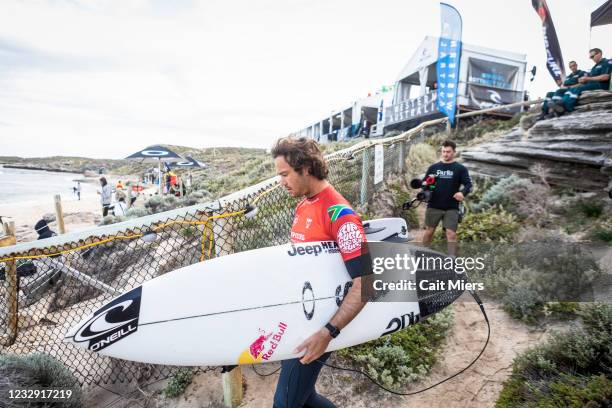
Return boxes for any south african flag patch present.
[327,204,356,222]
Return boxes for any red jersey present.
[290,185,366,265]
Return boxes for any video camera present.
[402,175,437,210]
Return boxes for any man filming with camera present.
[421,140,472,248]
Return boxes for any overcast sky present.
[0,0,609,159]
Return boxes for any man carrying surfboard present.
[272,137,370,408]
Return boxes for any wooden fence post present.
[54,195,66,234]
[212,213,243,408]
[1,221,18,346]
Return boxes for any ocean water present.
[0,166,97,205]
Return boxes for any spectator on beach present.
[125,181,137,206]
[538,60,587,120]
[113,197,128,217]
[76,182,81,201]
[185,174,192,193]
[97,177,112,217]
[165,174,171,194]
[114,188,126,203]
[116,180,124,190]
[34,219,56,240]
[553,48,611,116]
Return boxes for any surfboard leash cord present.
[316,289,490,397]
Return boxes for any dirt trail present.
[163,298,547,408]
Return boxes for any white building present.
[384,36,527,131]
[294,35,527,141]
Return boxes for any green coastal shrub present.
[0,353,84,408]
[454,209,519,242]
[471,234,602,323]
[556,196,607,235]
[496,303,612,407]
[337,308,453,388]
[588,218,612,243]
[472,175,527,212]
[125,206,150,218]
[164,368,195,398]
[576,200,604,218]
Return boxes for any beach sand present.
[0,175,141,244]
[1,194,103,243]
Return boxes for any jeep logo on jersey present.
[287,241,339,257]
[73,287,142,352]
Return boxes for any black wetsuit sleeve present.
[343,251,373,279]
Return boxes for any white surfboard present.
[64,221,462,366]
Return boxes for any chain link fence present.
[0,127,436,385]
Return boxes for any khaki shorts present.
[425,208,459,231]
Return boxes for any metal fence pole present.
[398,140,406,173]
[213,212,243,408]
[360,147,370,206]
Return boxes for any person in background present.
[116,180,124,190]
[113,196,127,217]
[165,173,171,194]
[538,60,587,120]
[125,181,135,206]
[185,173,192,195]
[76,182,81,201]
[33,219,61,260]
[421,140,472,255]
[554,48,611,115]
[97,177,112,217]
[34,219,56,240]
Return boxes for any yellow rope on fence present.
[0,210,247,264]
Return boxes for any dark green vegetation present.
[0,353,84,408]
[496,304,612,408]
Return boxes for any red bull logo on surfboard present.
[238,322,287,364]
[249,330,272,359]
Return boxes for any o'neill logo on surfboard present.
[69,287,142,352]
[238,322,287,364]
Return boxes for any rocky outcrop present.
[461,91,612,191]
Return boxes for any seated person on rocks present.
[538,60,587,120]
[553,48,611,116]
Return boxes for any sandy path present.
[159,298,547,408]
[0,174,143,243]
[1,194,103,243]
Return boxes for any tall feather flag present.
[436,3,462,127]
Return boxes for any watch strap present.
[325,322,340,338]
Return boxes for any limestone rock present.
[462,90,612,191]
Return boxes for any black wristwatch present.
[325,323,340,338]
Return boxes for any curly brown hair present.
[271,137,329,180]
